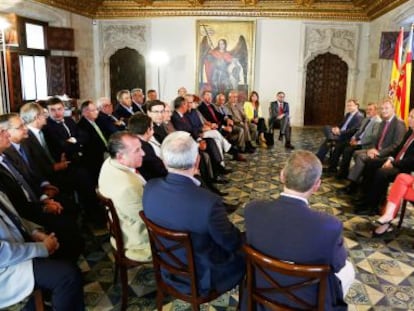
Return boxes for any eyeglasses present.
[10,124,26,130]
[150,110,165,114]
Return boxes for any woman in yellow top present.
[244,91,267,147]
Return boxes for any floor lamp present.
[148,51,169,100]
[0,17,10,114]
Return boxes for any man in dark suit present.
[131,88,147,113]
[339,99,406,194]
[268,91,295,149]
[354,109,414,215]
[42,97,104,225]
[77,100,108,183]
[244,150,354,310]
[332,102,381,179]
[143,131,245,294]
[113,89,134,123]
[20,102,69,183]
[42,96,83,164]
[147,100,168,144]
[96,97,126,138]
[128,113,168,181]
[0,114,83,261]
[316,99,363,163]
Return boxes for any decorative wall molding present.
[99,21,148,97]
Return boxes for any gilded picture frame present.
[196,20,256,102]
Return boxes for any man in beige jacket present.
[98,131,151,261]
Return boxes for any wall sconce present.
[148,51,169,100]
[0,17,10,114]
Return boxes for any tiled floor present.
[81,127,414,310]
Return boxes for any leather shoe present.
[224,203,239,214]
[213,176,230,184]
[245,147,256,154]
[285,143,295,150]
[218,167,233,175]
[208,184,228,196]
[337,185,352,195]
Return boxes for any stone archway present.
[296,24,360,126]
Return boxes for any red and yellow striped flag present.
[389,27,404,117]
[399,24,413,123]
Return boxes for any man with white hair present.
[96,97,126,137]
[143,131,245,295]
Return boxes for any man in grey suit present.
[332,103,381,179]
[339,99,406,194]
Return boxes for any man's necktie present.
[1,156,38,202]
[0,194,32,242]
[18,146,29,166]
[39,130,55,163]
[376,121,390,150]
[395,133,414,162]
[207,104,219,123]
[356,119,371,140]
[60,121,72,137]
[278,103,284,115]
[340,113,353,131]
[91,122,108,146]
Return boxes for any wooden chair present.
[139,210,226,311]
[243,244,330,311]
[396,199,410,230]
[96,190,150,311]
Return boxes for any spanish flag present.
[399,24,413,123]
[389,27,404,117]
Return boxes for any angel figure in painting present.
[199,35,248,98]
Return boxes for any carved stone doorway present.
[109,47,146,104]
[304,52,348,126]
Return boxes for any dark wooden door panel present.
[109,48,146,105]
[304,52,348,126]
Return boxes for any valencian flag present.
[388,27,404,117]
[399,24,413,124]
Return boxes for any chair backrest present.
[96,189,127,259]
[139,210,202,301]
[243,244,331,311]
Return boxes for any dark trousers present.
[338,144,362,176]
[269,117,291,143]
[254,118,267,135]
[361,159,400,208]
[28,258,85,311]
[328,141,347,169]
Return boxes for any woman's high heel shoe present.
[372,219,393,237]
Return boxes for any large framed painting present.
[379,31,409,59]
[196,20,256,102]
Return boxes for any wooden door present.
[109,48,145,105]
[304,52,348,126]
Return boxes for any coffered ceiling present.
[31,0,409,21]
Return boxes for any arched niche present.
[99,22,148,98]
[296,24,360,126]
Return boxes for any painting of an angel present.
[196,21,256,100]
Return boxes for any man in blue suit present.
[244,150,354,310]
[316,99,364,164]
[143,131,245,295]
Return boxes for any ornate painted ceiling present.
[31,0,409,21]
